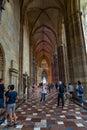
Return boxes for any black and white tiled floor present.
[0,88,87,130]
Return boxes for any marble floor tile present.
[60,115,66,118]
[57,121,64,125]
[76,123,84,127]
[76,117,82,119]
[33,113,38,116]
[26,118,31,120]
[16,125,23,128]
[75,112,80,114]
[1,88,87,130]
[34,127,40,130]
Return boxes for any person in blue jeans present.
[6,85,18,126]
[40,84,47,103]
[76,81,84,106]
[57,81,65,108]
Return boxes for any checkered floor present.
[0,88,87,130]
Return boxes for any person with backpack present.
[57,81,65,108]
[6,84,19,126]
[76,81,84,106]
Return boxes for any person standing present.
[4,85,11,125]
[32,83,35,93]
[40,83,47,103]
[76,81,84,106]
[68,83,74,99]
[6,85,18,126]
[55,83,58,90]
[57,81,65,108]
[0,78,5,123]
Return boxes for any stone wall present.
[0,0,20,87]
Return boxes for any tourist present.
[0,78,5,123]
[57,81,65,108]
[68,83,74,99]
[40,83,47,103]
[4,85,11,125]
[76,81,84,106]
[6,85,18,126]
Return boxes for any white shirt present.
[41,85,47,94]
[68,85,74,92]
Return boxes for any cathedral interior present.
[0,0,87,129]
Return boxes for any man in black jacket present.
[57,81,65,108]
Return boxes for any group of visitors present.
[39,80,84,107]
[0,78,18,126]
[0,77,84,126]
[56,80,84,108]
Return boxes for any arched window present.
[81,1,87,52]
[41,70,48,84]
[0,44,5,78]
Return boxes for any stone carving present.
[9,60,19,92]
[0,0,9,22]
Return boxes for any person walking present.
[40,83,47,103]
[68,83,74,99]
[57,81,65,108]
[76,81,84,106]
[55,83,58,90]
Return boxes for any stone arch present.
[0,43,5,79]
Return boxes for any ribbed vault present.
[22,0,81,83]
[23,0,64,71]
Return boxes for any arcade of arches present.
[0,0,87,100]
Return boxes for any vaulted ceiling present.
[22,0,79,67]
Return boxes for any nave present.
[0,88,87,130]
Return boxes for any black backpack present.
[59,85,64,93]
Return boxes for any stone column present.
[30,49,36,85]
[19,5,24,96]
[35,62,37,84]
[66,11,87,83]
[57,45,65,83]
[65,16,75,83]
[32,57,36,83]
[72,11,87,99]
[53,54,59,84]
[72,11,87,81]
[63,43,70,85]
[51,61,54,83]
[65,10,87,99]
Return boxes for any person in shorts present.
[68,83,74,99]
[6,85,18,126]
[4,85,11,125]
